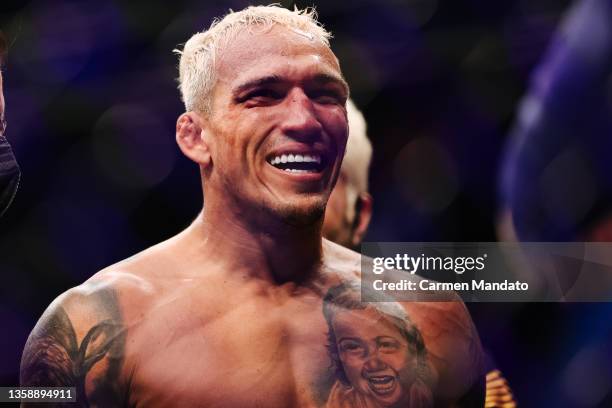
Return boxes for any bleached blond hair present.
[174,5,332,114]
[343,99,373,208]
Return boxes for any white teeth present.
[283,169,316,174]
[268,154,322,164]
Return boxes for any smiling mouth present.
[367,375,397,395]
[267,153,325,174]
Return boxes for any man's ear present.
[351,192,373,248]
[176,112,212,167]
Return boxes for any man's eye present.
[310,90,343,104]
[246,89,282,101]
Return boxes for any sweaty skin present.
[21,25,483,407]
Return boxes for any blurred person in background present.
[0,30,20,218]
[499,0,612,405]
[19,5,484,407]
[324,100,516,408]
[499,0,612,294]
[322,99,373,251]
[500,0,612,246]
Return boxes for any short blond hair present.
[174,5,332,114]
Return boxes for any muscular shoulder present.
[19,271,153,406]
[322,238,361,279]
[322,241,484,404]
[401,299,484,404]
[378,268,484,403]
[19,231,207,406]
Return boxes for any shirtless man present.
[0,30,20,217]
[20,6,484,407]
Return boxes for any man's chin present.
[274,199,327,227]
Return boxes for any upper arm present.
[404,298,485,406]
[20,283,128,407]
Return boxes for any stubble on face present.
[204,26,348,229]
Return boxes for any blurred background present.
[1,0,611,406]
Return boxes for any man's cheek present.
[320,111,348,141]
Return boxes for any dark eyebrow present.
[232,75,283,98]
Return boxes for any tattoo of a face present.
[20,288,126,407]
[322,282,434,408]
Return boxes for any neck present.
[189,197,324,284]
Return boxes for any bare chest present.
[126,295,335,408]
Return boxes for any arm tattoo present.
[457,318,486,407]
[20,288,126,407]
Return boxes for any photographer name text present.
[372,279,529,292]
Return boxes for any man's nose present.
[280,88,323,140]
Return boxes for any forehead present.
[215,25,342,88]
